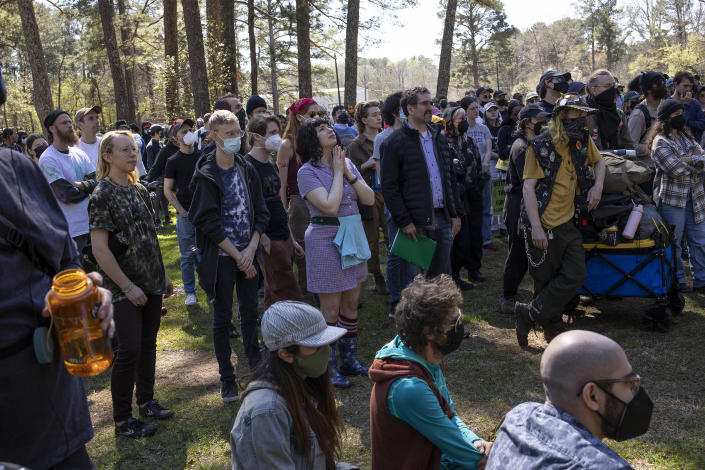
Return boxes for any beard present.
[600,393,625,439]
[58,128,79,145]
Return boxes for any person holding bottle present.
[89,130,174,438]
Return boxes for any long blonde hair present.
[97,130,139,184]
[548,112,570,148]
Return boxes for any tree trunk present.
[98,0,132,121]
[436,0,457,98]
[164,0,179,121]
[206,0,223,98]
[295,0,312,98]
[116,0,137,122]
[247,0,258,94]
[267,0,279,113]
[220,0,239,95]
[344,0,359,108]
[16,0,54,130]
[182,0,211,116]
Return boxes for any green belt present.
[310,216,340,226]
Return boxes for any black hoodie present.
[188,150,269,297]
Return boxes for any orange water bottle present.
[45,269,113,376]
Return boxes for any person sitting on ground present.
[230,300,360,470]
[487,330,652,469]
[369,274,492,470]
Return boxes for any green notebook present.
[390,232,437,271]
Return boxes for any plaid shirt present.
[652,134,705,224]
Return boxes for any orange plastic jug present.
[45,269,113,376]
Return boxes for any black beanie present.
[246,95,267,116]
[657,99,684,122]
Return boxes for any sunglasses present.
[308,111,327,118]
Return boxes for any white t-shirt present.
[38,145,95,237]
[78,137,101,169]
[466,122,493,159]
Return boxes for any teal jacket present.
[371,336,484,469]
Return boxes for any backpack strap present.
[0,214,56,278]
[635,103,653,141]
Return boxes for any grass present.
[85,220,705,469]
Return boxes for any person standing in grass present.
[89,130,174,438]
[230,301,360,470]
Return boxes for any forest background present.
[1,0,703,132]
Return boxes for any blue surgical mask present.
[218,136,241,156]
[399,108,406,121]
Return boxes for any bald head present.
[541,330,630,409]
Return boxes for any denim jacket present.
[230,380,359,470]
[486,402,633,470]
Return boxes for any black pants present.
[502,192,528,299]
[452,188,483,276]
[111,295,162,422]
[213,256,261,383]
[49,444,94,470]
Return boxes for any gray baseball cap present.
[261,301,346,350]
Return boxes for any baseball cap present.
[537,70,572,93]
[261,301,346,350]
[74,105,102,123]
[114,119,129,129]
[519,103,551,120]
[172,118,195,135]
[493,90,506,98]
[567,81,585,94]
[483,102,498,113]
[526,91,539,100]
[623,90,641,102]
[476,86,493,96]
[553,95,598,116]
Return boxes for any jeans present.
[659,196,705,287]
[481,178,493,244]
[213,256,261,382]
[111,295,163,422]
[176,214,198,295]
[386,205,405,303]
[402,210,453,285]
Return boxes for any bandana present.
[288,98,316,115]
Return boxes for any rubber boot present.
[338,336,369,376]
[328,342,350,388]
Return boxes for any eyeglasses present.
[578,374,642,396]
[308,111,327,118]
[443,312,462,330]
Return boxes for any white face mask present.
[182,130,198,146]
[265,134,282,153]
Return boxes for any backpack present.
[635,103,654,142]
[601,152,652,195]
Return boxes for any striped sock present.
[337,314,357,338]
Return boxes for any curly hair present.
[353,100,380,133]
[395,274,462,353]
[400,86,431,116]
[381,91,403,126]
[296,117,331,165]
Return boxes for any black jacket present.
[380,123,459,229]
[188,151,270,297]
[146,141,179,182]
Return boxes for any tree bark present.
[98,0,132,121]
[295,0,312,98]
[220,0,239,95]
[164,0,179,121]
[344,0,359,108]
[436,0,457,98]
[206,0,223,98]
[247,0,258,94]
[17,0,54,130]
[116,0,137,123]
[267,0,279,113]
[182,0,211,116]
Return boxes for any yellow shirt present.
[523,139,601,229]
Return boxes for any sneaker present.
[388,301,399,320]
[115,418,157,438]
[453,277,474,291]
[139,400,174,420]
[221,381,239,403]
[499,295,516,315]
[514,303,535,348]
[185,293,198,305]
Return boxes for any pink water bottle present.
[622,204,643,239]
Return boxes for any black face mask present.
[497,99,509,107]
[651,84,667,100]
[669,115,686,130]
[533,121,544,135]
[562,117,587,139]
[34,144,49,159]
[595,385,653,441]
[435,319,465,356]
[594,87,617,108]
[457,120,469,135]
[552,80,570,94]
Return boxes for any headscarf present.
[288,98,316,116]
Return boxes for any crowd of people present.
[4,60,704,469]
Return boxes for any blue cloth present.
[333,123,358,138]
[333,213,371,269]
[219,164,251,253]
[683,98,705,143]
[376,336,484,469]
[415,123,445,208]
[486,402,632,469]
[386,205,408,303]
[659,193,705,287]
[176,214,198,294]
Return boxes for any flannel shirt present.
[651,134,705,224]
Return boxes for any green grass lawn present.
[85,221,705,469]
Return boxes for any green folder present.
[390,232,437,271]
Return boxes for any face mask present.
[595,385,653,441]
[651,84,667,100]
[399,108,407,121]
[182,130,198,146]
[34,144,48,159]
[217,135,242,156]
[434,318,464,356]
[265,134,282,153]
[669,115,686,130]
[552,80,570,94]
[594,87,617,107]
[458,120,469,135]
[21,137,27,145]
[533,121,544,135]
[562,117,587,139]
[293,345,330,378]
[497,99,509,107]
